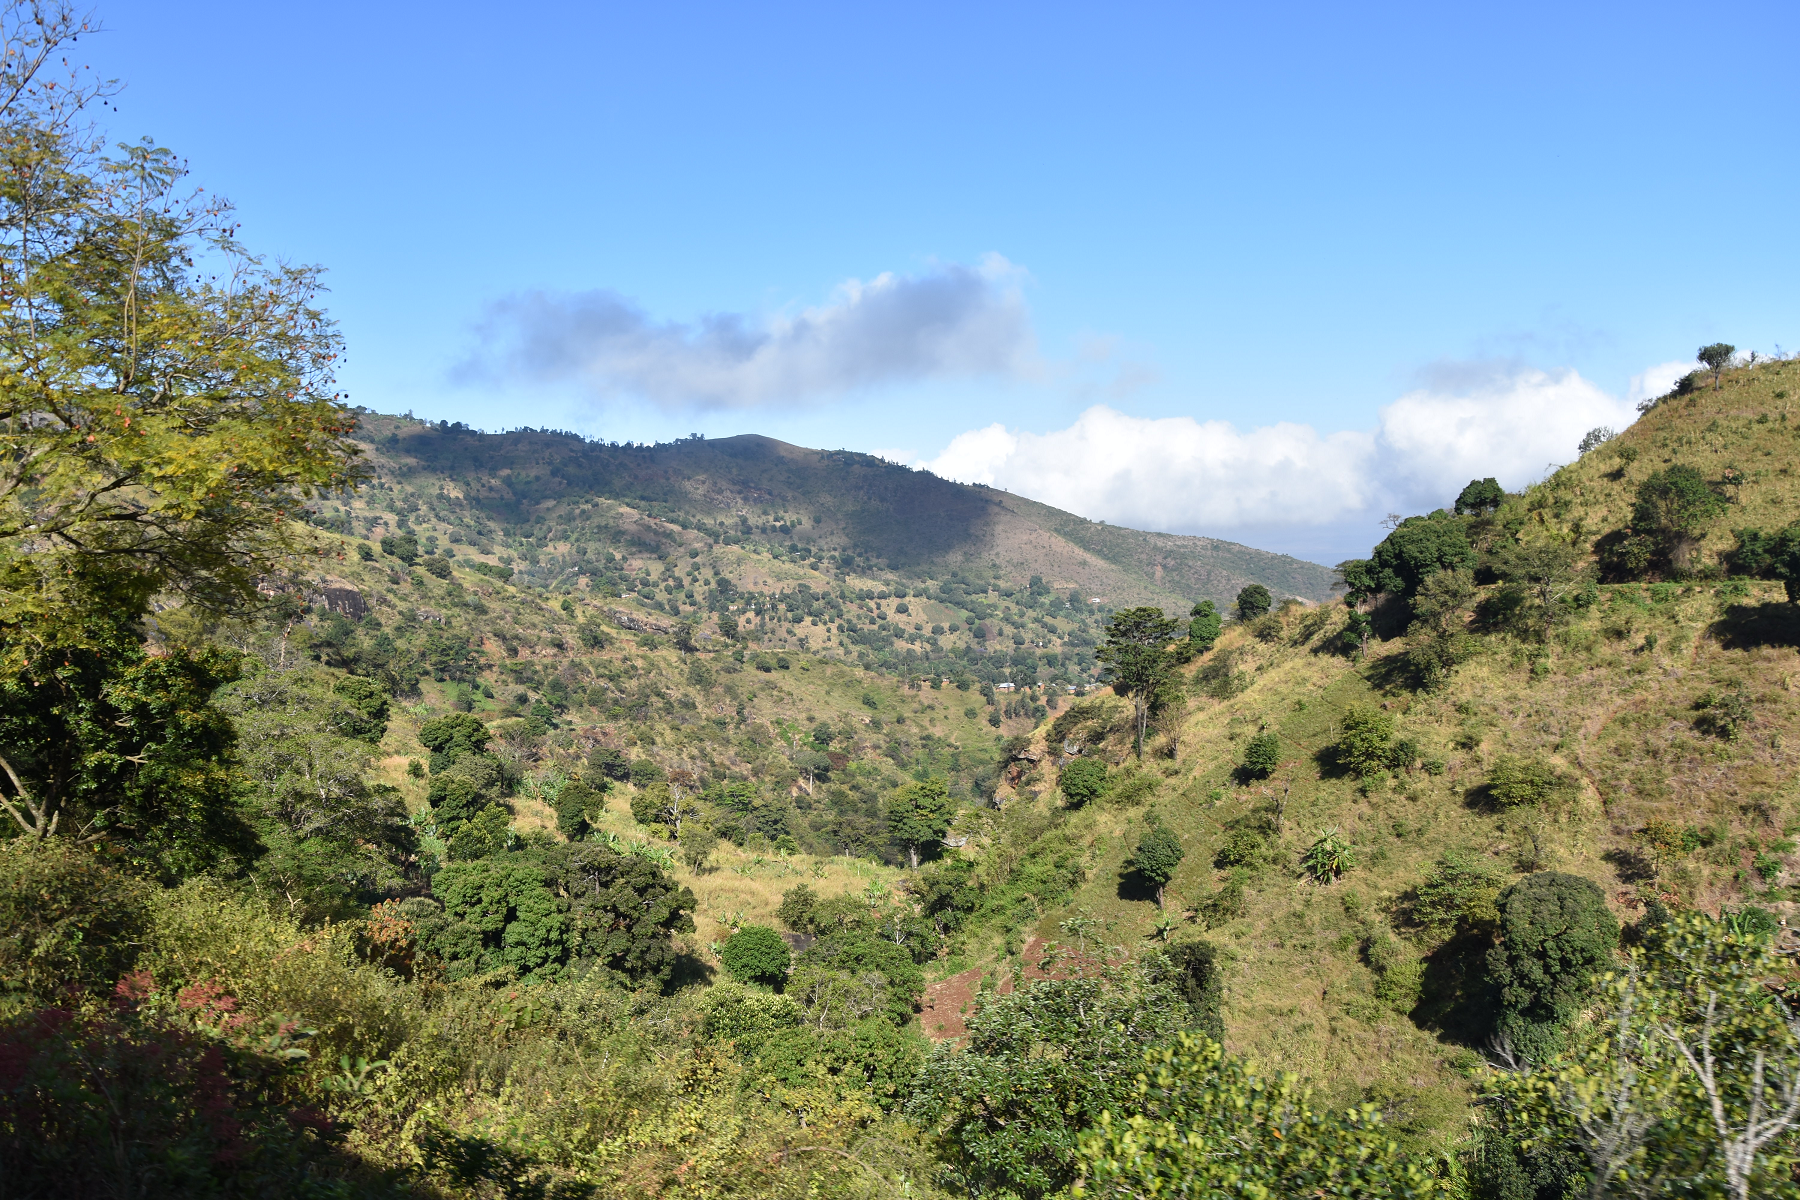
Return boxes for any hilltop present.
[354,413,1336,613]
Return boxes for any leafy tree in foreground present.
[1073,1033,1448,1198]
[1698,342,1735,390]
[1487,914,1800,1200]
[909,972,1189,1199]
[1096,606,1182,758]
[0,30,361,624]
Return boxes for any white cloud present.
[1628,359,1699,404]
[918,362,1642,559]
[454,255,1035,409]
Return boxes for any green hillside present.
[12,361,1800,1198]
[355,412,1336,613]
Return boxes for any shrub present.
[1334,706,1396,777]
[1486,754,1572,808]
[1214,828,1268,869]
[1693,686,1753,740]
[1155,941,1225,1042]
[1363,929,1423,1012]
[422,554,452,579]
[1059,757,1109,806]
[1411,850,1503,944]
[1302,829,1354,883]
[776,883,819,933]
[0,839,152,1006]
[719,925,791,987]
[1239,732,1281,780]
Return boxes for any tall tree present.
[1235,584,1272,621]
[1186,598,1222,653]
[1698,342,1735,391]
[1096,606,1182,758]
[887,776,952,869]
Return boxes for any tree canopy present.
[1341,511,1476,602]
[1096,606,1181,758]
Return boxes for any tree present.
[1341,511,1477,602]
[1487,871,1617,1055]
[216,663,415,918]
[887,776,952,869]
[678,822,718,873]
[1128,819,1185,910]
[1058,757,1108,807]
[1073,1032,1446,1198]
[1235,584,1272,621]
[1490,540,1588,639]
[719,924,790,987]
[1488,914,1800,1200]
[1240,731,1281,780]
[1455,477,1506,516]
[1578,427,1617,456]
[1405,567,1477,689]
[1186,598,1222,653]
[1699,342,1735,390]
[553,777,605,840]
[0,20,361,625]
[1728,521,1800,603]
[1631,465,1728,575]
[0,603,252,878]
[907,971,1191,1199]
[1095,606,1182,758]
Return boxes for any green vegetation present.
[7,21,1800,1190]
[719,924,791,986]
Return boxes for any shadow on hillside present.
[1709,601,1800,650]
[1410,928,1498,1047]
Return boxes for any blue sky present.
[97,0,1800,562]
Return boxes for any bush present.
[421,554,452,579]
[1155,941,1225,1042]
[776,883,819,933]
[1411,850,1503,944]
[719,925,791,987]
[0,839,152,1007]
[1214,828,1268,869]
[1486,754,1572,808]
[1334,706,1396,777]
[1239,732,1281,780]
[1059,757,1108,806]
[379,532,419,564]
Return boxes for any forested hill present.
[356,413,1336,609]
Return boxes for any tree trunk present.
[908,844,919,870]
[1155,883,1165,911]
